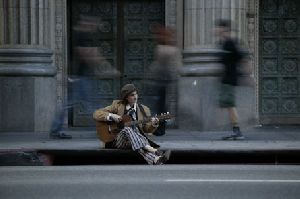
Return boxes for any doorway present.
[69,0,165,126]
[259,0,300,124]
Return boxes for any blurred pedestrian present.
[214,19,245,140]
[150,25,181,136]
[50,15,100,139]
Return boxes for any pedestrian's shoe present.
[222,126,245,140]
[222,134,245,140]
[155,150,171,165]
[234,134,245,140]
[233,126,241,134]
[50,132,72,139]
[232,126,245,140]
[222,134,236,140]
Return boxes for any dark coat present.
[219,38,244,86]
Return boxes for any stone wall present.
[178,0,257,130]
[0,0,57,132]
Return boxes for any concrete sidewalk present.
[1,125,300,165]
[0,125,299,151]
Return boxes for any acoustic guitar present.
[96,113,173,143]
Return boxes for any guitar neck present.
[124,117,151,127]
[124,114,171,127]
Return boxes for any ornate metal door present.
[259,0,300,124]
[70,0,164,126]
[122,0,165,112]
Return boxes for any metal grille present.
[259,0,300,123]
[70,0,164,126]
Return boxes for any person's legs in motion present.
[153,83,167,136]
[222,107,244,140]
[49,106,72,139]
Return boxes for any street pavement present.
[1,165,300,199]
[0,125,300,151]
[0,125,300,165]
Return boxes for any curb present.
[2,148,300,166]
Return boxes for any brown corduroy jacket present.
[93,100,158,135]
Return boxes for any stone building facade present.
[0,0,299,132]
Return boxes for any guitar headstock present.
[155,112,174,120]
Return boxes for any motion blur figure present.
[150,25,181,136]
[50,15,101,139]
[214,19,245,140]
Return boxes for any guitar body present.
[96,121,120,143]
[95,114,173,143]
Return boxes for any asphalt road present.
[1,165,300,199]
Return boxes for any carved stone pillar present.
[178,0,255,130]
[184,0,248,48]
[0,0,56,132]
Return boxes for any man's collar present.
[125,103,137,111]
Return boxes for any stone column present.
[0,0,56,132]
[184,0,248,48]
[178,0,255,130]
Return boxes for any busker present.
[93,84,171,165]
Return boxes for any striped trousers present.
[113,127,159,165]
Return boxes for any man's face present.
[126,91,138,105]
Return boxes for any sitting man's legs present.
[114,127,170,165]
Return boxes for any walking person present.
[49,16,100,139]
[150,25,181,136]
[214,19,245,140]
[93,84,171,165]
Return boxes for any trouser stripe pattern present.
[114,127,158,164]
[115,127,148,150]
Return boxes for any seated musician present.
[93,84,171,165]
